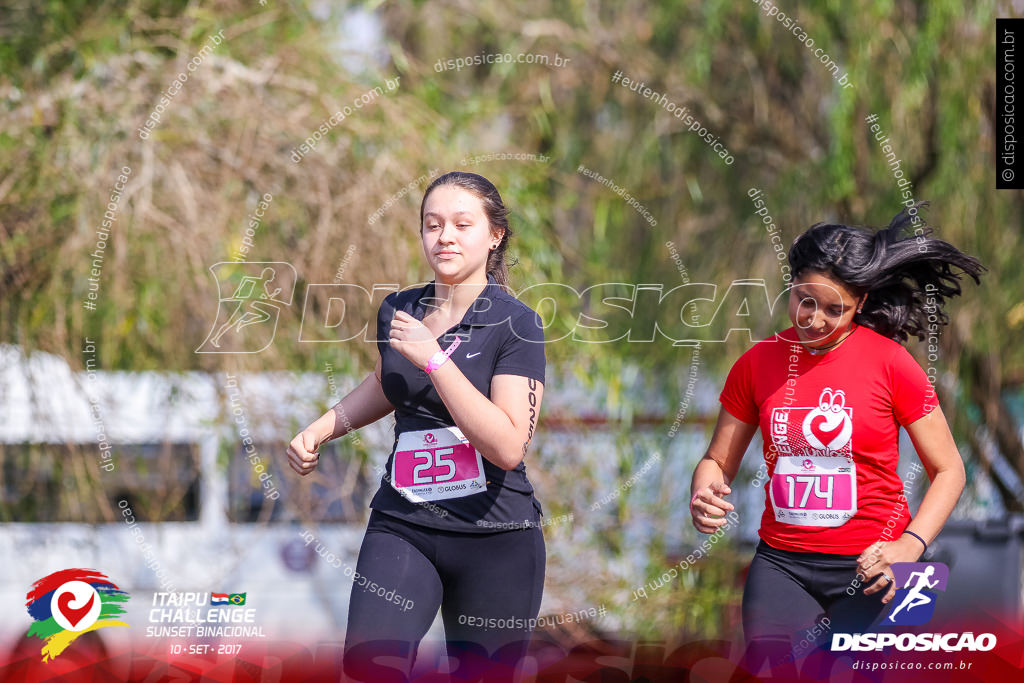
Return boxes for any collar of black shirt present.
[411,273,514,330]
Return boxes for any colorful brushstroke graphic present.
[24,568,130,661]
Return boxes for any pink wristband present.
[425,336,462,373]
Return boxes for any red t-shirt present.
[719,323,937,554]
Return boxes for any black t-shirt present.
[368,274,547,533]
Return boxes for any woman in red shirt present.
[689,205,984,669]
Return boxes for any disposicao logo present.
[831,562,997,652]
[886,562,948,626]
[25,569,130,661]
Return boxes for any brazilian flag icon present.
[228,593,246,605]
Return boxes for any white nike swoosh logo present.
[466,352,481,358]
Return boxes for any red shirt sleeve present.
[889,345,938,426]
[719,349,759,425]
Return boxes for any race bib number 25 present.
[391,427,487,503]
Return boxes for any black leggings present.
[343,510,545,679]
[741,540,888,673]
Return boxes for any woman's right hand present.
[690,481,735,534]
[287,429,324,476]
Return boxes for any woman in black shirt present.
[286,171,547,677]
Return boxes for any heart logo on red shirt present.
[809,412,845,446]
[802,388,853,451]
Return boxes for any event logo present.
[886,562,948,626]
[25,569,129,661]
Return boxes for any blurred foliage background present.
[1,0,1020,645]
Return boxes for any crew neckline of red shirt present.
[775,322,862,365]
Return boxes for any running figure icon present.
[210,267,284,348]
[887,565,940,623]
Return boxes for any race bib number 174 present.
[768,388,857,527]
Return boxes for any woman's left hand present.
[856,536,924,603]
[389,310,441,370]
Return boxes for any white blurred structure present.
[0,342,398,654]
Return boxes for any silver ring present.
[879,573,892,584]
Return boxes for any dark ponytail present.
[787,202,985,343]
[419,171,517,291]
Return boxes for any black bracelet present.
[902,530,928,555]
